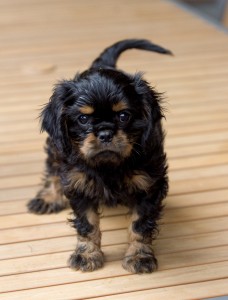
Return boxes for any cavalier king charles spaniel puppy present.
[27,39,171,273]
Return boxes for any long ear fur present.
[132,74,164,148]
[40,83,72,154]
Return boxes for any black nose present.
[98,130,113,143]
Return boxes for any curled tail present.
[90,39,172,69]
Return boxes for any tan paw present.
[68,246,104,272]
[122,251,157,274]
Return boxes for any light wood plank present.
[1,252,228,294]
[1,261,227,300]
[170,164,228,181]
[169,153,228,170]
[1,201,227,230]
[169,175,228,195]
[1,214,227,245]
[0,186,39,202]
[88,278,228,300]
[167,189,228,207]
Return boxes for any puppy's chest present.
[65,168,153,206]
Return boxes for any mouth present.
[94,148,120,156]
[90,149,123,165]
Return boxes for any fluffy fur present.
[27,39,171,273]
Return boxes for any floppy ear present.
[40,83,71,154]
[132,74,164,146]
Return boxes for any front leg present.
[122,209,158,274]
[123,178,168,273]
[68,206,104,272]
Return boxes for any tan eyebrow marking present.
[112,101,128,112]
[79,105,94,114]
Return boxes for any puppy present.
[27,39,171,274]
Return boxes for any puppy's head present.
[41,69,164,166]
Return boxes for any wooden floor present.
[0,0,228,299]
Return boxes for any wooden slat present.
[0,186,39,202]
[1,214,227,245]
[1,201,227,231]
[167,189,228,208]
[0,262,227,300]
[88,278,228,300]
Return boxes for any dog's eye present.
[78,114,90,125]
[119,112,131,123]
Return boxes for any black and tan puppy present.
[27,39,171,273]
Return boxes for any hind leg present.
[27,138,69,214]
[27,175,69,214]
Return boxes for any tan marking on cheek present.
[123,143,133,157]
[112,101,128,112]
[79,105,94,114]
[114,130,133,157]
[80,133,97,158]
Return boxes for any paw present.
[122,252,157,274]
[68,247,104,272]
[27,197,67,214]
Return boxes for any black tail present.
[90,39,172,69]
